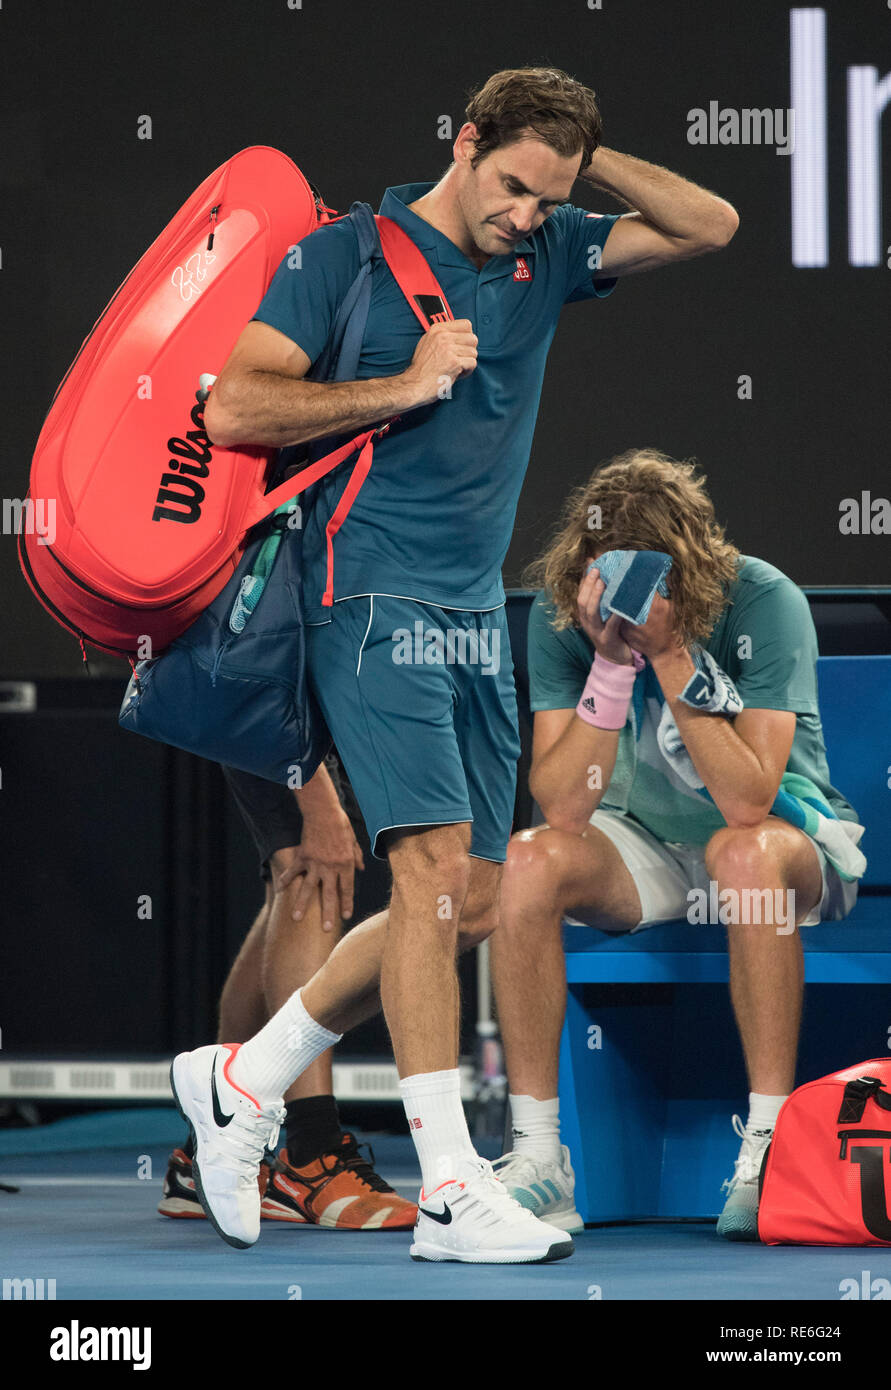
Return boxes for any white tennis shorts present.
[563,807,858,932]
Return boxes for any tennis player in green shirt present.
[492,447,865,1240]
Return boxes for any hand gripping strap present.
[242,214,453,605]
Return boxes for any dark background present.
[2,0,889,680]
[0,0,888,1058]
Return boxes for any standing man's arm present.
[580,147,739,277]
[204,317,478,449]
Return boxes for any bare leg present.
[217,897,272,1044]
[492,824,642,1099]
[378,825,473,1073]
[705,818,822,1096]
[302,839,501,1063]
[218,847,343,1103]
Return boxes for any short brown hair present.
[523,448,742,647]
[465,67,602,173]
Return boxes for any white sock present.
[746,1092,787,1135]
[229,989,342,1100]
[399,1069,478,1194]
[509,1094,561,1161]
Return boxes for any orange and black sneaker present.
[261,1131,417,1229]
[157,1148,270,1219]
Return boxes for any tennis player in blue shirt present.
[173,64,738,1263]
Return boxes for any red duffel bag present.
[18,145,335,660]
[759,1060,891,1245]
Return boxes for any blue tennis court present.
[1,1108,884,1302]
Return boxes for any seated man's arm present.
[649,658,796,828]
[628,576,813,829]
[528,569,635,834]
[530,707,622,836]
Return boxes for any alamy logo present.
[3,1277,56,1299]
[391,622,501,675]
[686,103,794,155]
[49,1320,151,1371]
[839,492,891,535]
[2,496,56,546]
[152,395,213,525]
[687,882,796,934]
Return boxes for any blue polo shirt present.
[253,181,619,617]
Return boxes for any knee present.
[705,823,778,884]
[501,827,575,919]
[389,826,473,915]
[267,848,303,901]
[457,897,499,951]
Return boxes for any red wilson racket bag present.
[19,146,334,661]
[758,1060,891,1245]
[117,204,453,784]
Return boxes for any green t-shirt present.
[527,555,858,845]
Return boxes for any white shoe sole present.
[157,1196,205,1219]
[410,1236,574,1264]
[540,1206,584,1234]
[168,1056,256,1250]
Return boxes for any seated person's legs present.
[490,811,686,1231]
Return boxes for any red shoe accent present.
[219,1042,264,1110]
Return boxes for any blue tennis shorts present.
[305,596,522,861]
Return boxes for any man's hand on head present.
[576,565,635,666]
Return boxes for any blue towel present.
[589,549,672,626]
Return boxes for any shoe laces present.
[721,1113,772,1194]
[453,1158,543,1230]
[336,1133,393,1194]
[491,1149,549,1186]
[217,1100,286,1182]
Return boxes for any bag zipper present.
[838,1129,891,1159]
[18,525,134,662]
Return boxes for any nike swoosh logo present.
[211,1064,234,1127]
[418,1204,452,1226]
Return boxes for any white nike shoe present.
[410,1156,575,1264]
[491,1146,584,1233]
[169,1043,285,1249]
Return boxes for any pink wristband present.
[576,651,643,729]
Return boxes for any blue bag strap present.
[230,204,381,633]
[308,201,380,386]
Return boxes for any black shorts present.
[220,753,365,881]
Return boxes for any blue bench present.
[556,653,891,1221]
[502,593,891,1222]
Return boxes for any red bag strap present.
[245,424,383,525]
[243,215,453,540]
[374,214,454,328]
